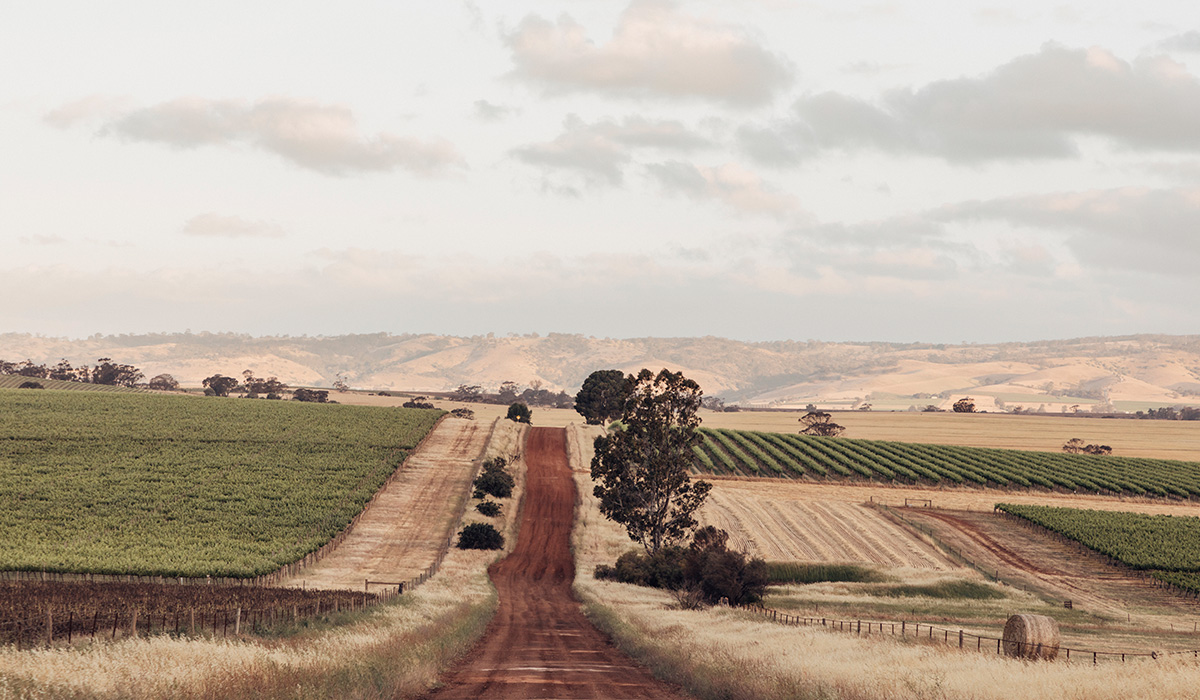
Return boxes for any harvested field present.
[701,488,953,569]
[700,410,1200,461]
[281,417,491,591]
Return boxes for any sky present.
[2,1,1198,343]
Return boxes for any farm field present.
[283,417,499,591]
[566,423,1200,699]
[693,425,1200,498]
[0,389,442,578]
[0,375,146,392]
[338,390,1200,460]
[701,488,952,568]
[699,409,1200,461]
[996,504,1200,594]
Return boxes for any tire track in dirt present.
[426,427,690,699]
[282,418,487,590]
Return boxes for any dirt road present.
[427,427,690,699]
[281,417,489,590]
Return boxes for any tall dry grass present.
[0,419,528,700]
[567,423,1200,700]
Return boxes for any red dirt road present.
[427,427,690,699]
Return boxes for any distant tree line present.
[449,381,574,409]
[1134,406,1200,421]
[0,358,145,388]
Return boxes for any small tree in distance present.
[506,402,532,424]
[202,374,240,397]
[953,397,976,413]
[148,374,180,391]
[575,369,633,425]
[591,368,711,555]
[799,411,845,437]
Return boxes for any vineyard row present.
[694,427,1200,498]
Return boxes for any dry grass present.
[566,423,1200,700]
[0,423,529,700]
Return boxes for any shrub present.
[293,388,329,403]
[476,501,502,517]
[473,457,514,499]
[457,523,504,550]
[594,527,768,606]
[506,402,532,424]
[450,407,475,419]
[403,396,435,409]
[18,381,44,390]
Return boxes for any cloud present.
[935,187,1200,275]
[182,214,285,239]
[741,44,1200,164]
[473,99,515,121]
[505,0,793,106]
[513,114,711,188]
[42,95,135,128]
[1159,30,1200,52]
[18,234,67,246]
[646,160,799,217]
[52,97,462,176]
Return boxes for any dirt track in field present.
[281,418,489,591]
[426,427,689,700]
[901,508,1200,638]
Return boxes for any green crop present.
[0,390,442,578]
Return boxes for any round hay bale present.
[1003,614,1060,660]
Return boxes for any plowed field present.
[702,488,952,568]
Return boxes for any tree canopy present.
[590,368,711,555]
[506,402,532,424]
[799,411,845,437]
[574,369,632,425]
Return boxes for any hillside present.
[2,332,1199,412]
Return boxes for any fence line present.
[736,604,1199,664]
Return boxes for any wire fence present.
[737,604,1200,664]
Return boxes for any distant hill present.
[2,332,1198,413]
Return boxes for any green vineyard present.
[693,427,1200,498]
[995,504,1200,594]
[0,390,442,578]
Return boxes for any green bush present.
[475,501,502,517]
[457,523,504,550]
[506,402,532,424]
[473,457,514,499]
[593,526,767,605]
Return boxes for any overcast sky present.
[3,1,1198,343]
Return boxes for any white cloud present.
[182,214,285,239]
[646,160,799,217]
[935,187,1200,275]
[505,0,793,106]
[741,43,1200,164]
[52,97,463,176]
[513,114,711,188]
